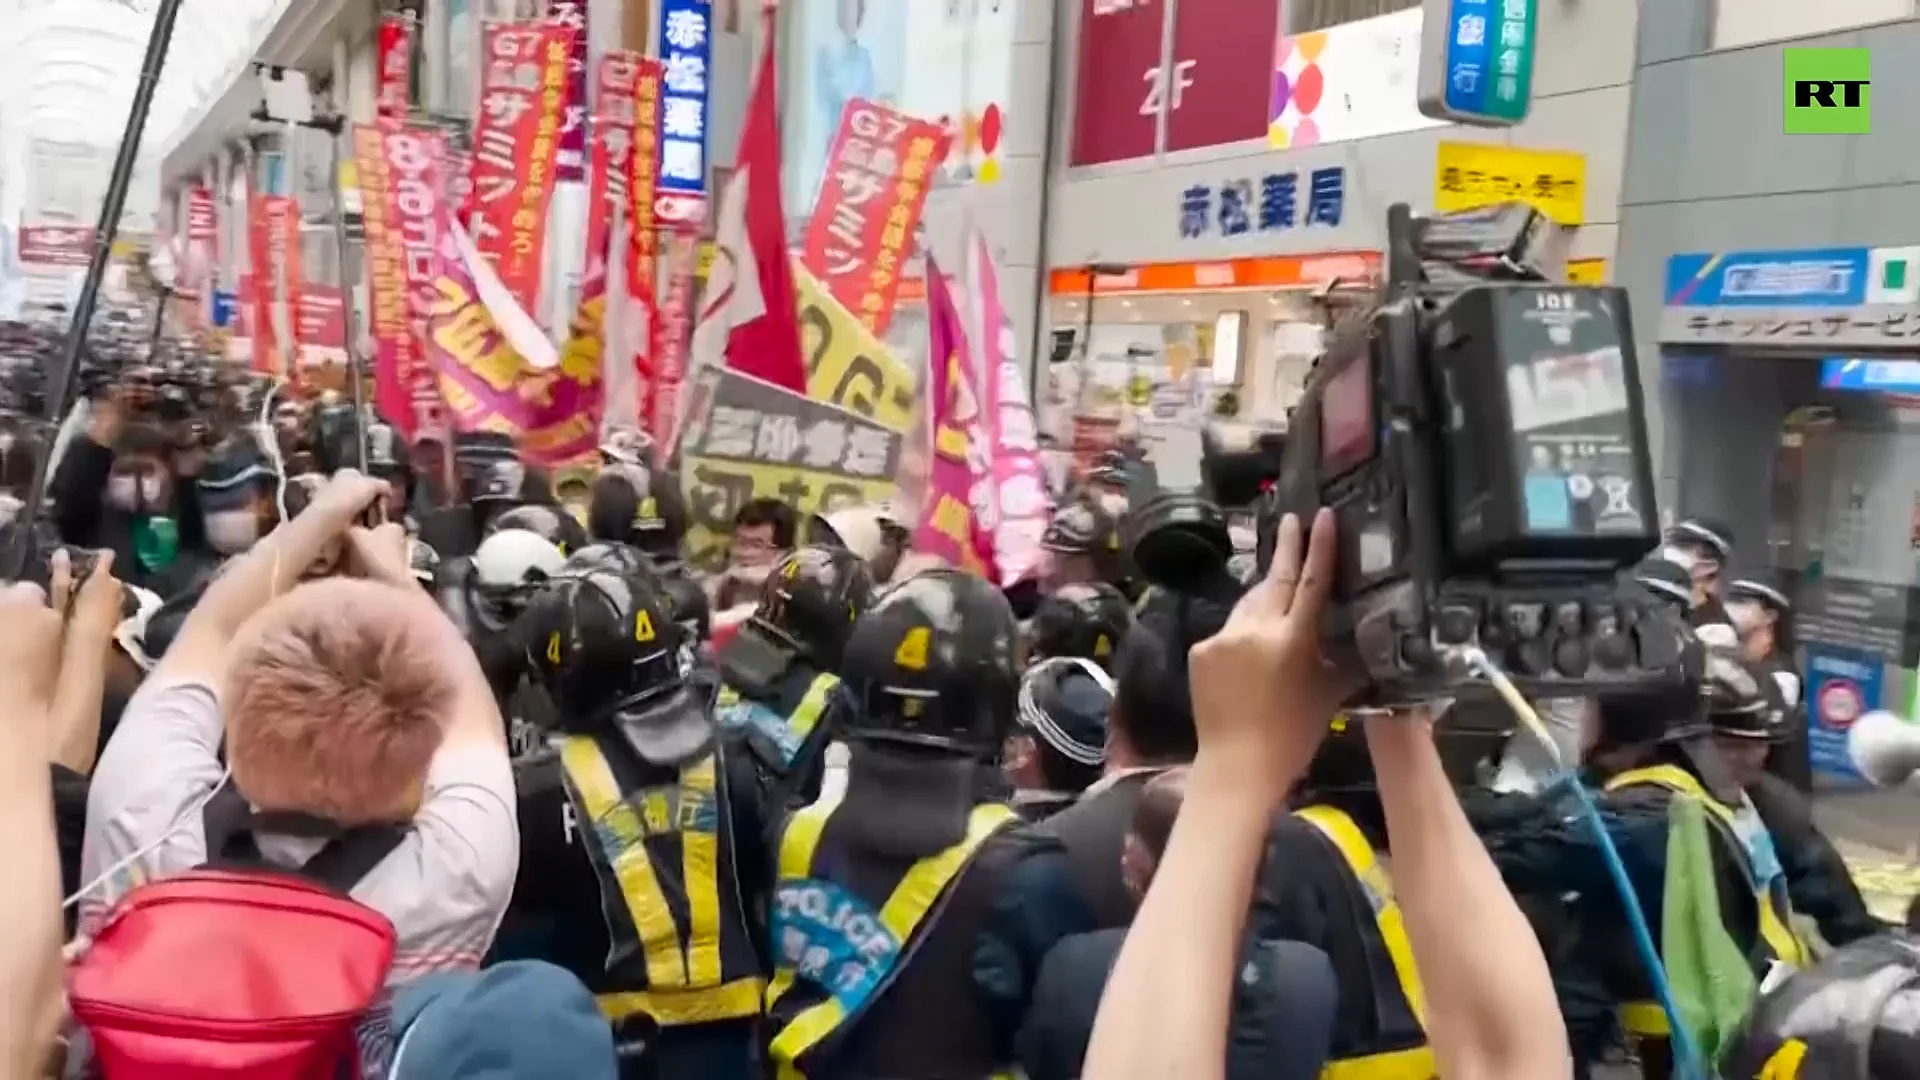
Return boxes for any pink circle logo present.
[1817,678,1864,731]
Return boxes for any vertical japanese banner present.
[913,261,997,578]
[800,100,950,337]
[965,230,1052,584]
[272,196,306,384]
[297,285,349,368]
[377,14,414,123]
[650,233,697,445]
[585,52,643,282]
[468,22,572,316]
[442,145,473,224]
[628,60,664,304]
[382,126,450,439]
[246,186,284,377]
[184,186,217,320]
[653,0,713,231]
[354,126,410,428]
[547,0,591,182]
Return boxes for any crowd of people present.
[0,317,1913,1080]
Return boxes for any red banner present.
[354,124,448,440]
[17,226,92,268]
[585,51,644,280]
[648,233,697,443]
[1069,0,1166,166]
[800,100,949,337]
[468,22,574,315]
[272,196,305,382]
[1165,0,1278,152]
[442,146,473,224]
[377,14,414,123]
[546,0,591,182]
[628,59,664,303]
[246,187,283,376]
[297,284,349,369]
[184,188,216,241]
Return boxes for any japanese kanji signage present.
[1177,166,1346,241]
[245,190,287,378]
[676,364,905,571]
[1418,0,1537,126]
[1432,142,1583,225]
[377,14,414,123]
[628,58,665,306]
[17,226,92,268]
[584,51,646,283]
[793,260,923,435]
[654,0,713,229]
[650,234,699,443]
[1659,245,1920,350]
[297,284,349,369]
[547,0,590,181]
[469,21,574,316]
[354,123,449,440]
[801,100,950,338]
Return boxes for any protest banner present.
[355,123,448,439]
[801,100,949,337]
[791,260,921,433]
[676,364,903,570]
[547,0,591,182]
[912,259,996,577]
[245,190,288,378]
[468,22,572,315]
[376,14,413,123]
[296,284,348,370]
[965,229,1051,583]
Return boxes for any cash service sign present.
[1418,0,1537,125]
[1659,245,1920,349]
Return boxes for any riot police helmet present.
[487,502,588,554]
[587,462,687,560]
[662,570,712,644]
[840,568,1020,757]
[561,541,656,580]
[1720,933,1920,1079]
[1700,647,1779,742]
[1028,581,1134,670]
[751,544,875,670]
[467,528,567,632]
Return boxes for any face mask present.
[1659,544,1700,572]
[1727,599,1768,637]
[204,510,261,555]
[108,475,141,511]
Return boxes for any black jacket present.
[1748,772,1880,947]
[50,434,210,595]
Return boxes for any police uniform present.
[764,569,1031,1080]
[714,545,872,808]
[507,566,770,1080]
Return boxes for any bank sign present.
[1658,245,1920,349]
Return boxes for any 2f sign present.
[1785,48,1870,134]
[1140,60,1197,117]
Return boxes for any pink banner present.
[967,231,1052,584]
[913,258,998,579]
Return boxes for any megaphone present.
[1847,709,1920,788]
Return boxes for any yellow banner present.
[793,261,921,433]
[1433,142,1586,226]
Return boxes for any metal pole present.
[325,124,371,475]
[10,0,185,578]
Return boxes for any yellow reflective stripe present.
[596,976,765,1026]
[561,736,687,989]
[1619,999,1671,1036]
[768,803,1018,1077]
[788,673,839,744]
[1295,805,1429,1029]
[1604,766,1808,966]
[764,788,846,1012]
[717,685,740,707]
[681,757,723,988]
[1319,1045,1439,1080]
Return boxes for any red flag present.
[688,8,806,397]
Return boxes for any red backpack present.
[68,788,406,1080]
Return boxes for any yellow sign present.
[793,261,922,433]
[1566,258,1607,284]
[1433,142,1586,226]
[893,626,931,670]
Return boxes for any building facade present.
[1616,0,1920,784]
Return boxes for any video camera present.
[1269,201,1685,705]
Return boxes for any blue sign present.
[1805,645,1882,786]
[210,289,237,329]
[655,0,713,226]
[1821,357,1920,391]
[1178,167,1345,241]
[1421,0,1537,125]
[1663,248,1871,308]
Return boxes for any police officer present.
[715,544,872,808]
[1725,577,1810,792]
[587,462,690,574]
[1662,517,1739,646]
[508,566,770,1080]
[1006,658,1110,822]
[1026,582,1134,672]
[1720,932,1920,1079]
[1041,492,1137,603]
[765,569,1031,1079]
[489,501,590,556]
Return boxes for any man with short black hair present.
[716,498,797,609]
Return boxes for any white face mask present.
[1727,599,1768,637]
[204,510,260,555]
[107,475,140,511]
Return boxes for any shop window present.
[1288,0,1418,34]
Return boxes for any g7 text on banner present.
[801,100,949,337]
[468,22,572,316]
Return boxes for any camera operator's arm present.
[45,550,119,775]
[1083,512,1341,1080]
[1365,716,1573,1080]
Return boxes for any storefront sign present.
[1822,357,1920,392]
[1658,245,1920,348]
[377,15,414,123]
[1179,166,1345,240]
[547,0,591,181]
[1784,47,1871,136]
[1797,574,1913,664]
[655,0,713,228]
[1805,645,1881,785]
[1419,0,1537,125]
[1432,142,1584,225]
[17,226,92,268]
[1069,0,1164,165]
[1048,251,1379,294]
[1270,6,1442,150]
[1565,257,1606,284]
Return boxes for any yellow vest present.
[1295,805,1438,1080]
[764,788,1017,1080]
[559,734,765,1027]
[717,671,838,768]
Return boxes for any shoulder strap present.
[297,827,409,892]
[198,782,406,892]
[200,782,259,861]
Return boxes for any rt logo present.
[1784,47,1870,134]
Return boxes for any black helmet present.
[1720,933,1920,1079]
[1633,555,1695,610]
[752,545,875,670]
[587,463,687,559]
[487,502,588,554]
[561,541,656,580]
[1042,495,1120,558]
[1029,582,1134,669]
[840,568,1019,756]
[1666,517,1735,564]
[662,571,712,644]
[515,568,709,762]
[473,460,535,506]
[1701,647,1780,742]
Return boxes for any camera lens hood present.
[1125,490,1233,596]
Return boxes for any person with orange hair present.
[79,471,518,984]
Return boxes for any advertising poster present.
[897,0,1014,185]
[1165,0,1280,152]
[468,22,573,315]
[676,364,904,570]
[782,0,909,213]
[800,100,950,337]
[1269,5,1442,149]
[1069,0,1163,166]
[1805,645,1883,786]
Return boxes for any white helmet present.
[473,528,566,589]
